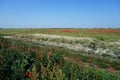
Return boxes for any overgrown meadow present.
[0,28,120,80]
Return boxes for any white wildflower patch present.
[109,41,120,46]
[2,34,120,58]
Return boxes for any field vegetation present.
[0,28,120,41]
[0,28,120,80]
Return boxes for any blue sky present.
[0,0,120,28]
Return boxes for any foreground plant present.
[0,37,120,80]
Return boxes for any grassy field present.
[0,28,120,41]
[0,28,120,80]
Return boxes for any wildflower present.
[107,67,115,73]
[25,72,32,78]
[76,59,82,64]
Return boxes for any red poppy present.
[25,72,32,78]
[107,67,115,73]
[76,60,82,63]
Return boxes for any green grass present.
[0,28,120,41]
[0,37,120,80]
